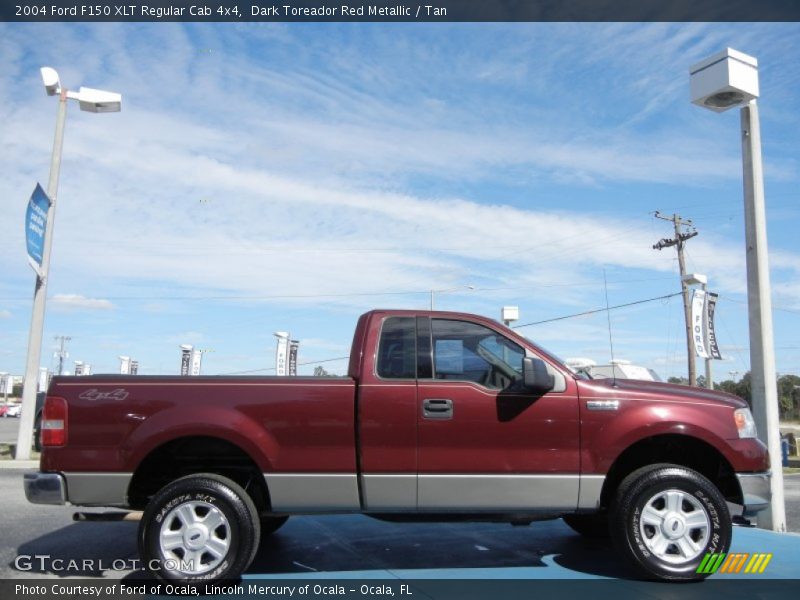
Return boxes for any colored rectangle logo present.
[697,552,773,574]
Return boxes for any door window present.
[431,319,524,390]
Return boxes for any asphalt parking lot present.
[2,468,799,586]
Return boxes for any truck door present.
[357,315,419,511]
[416,316,581,512]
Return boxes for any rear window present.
[376,317,416,379]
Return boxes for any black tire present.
[610,464,731,581]
[138,473,261,583]
[563,513,610,538]
[260,515,289,536]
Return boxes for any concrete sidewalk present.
[0,459,38,469]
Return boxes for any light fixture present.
[689,48,758,113]
[40,67,60,96]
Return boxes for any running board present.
[73,511,142,522]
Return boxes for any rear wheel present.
[138,473,260,583]
[610,464,731,581]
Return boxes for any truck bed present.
[42,375,358,477]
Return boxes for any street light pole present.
[740,99,785,531]
[15,90,68,460]
[689,48,785,531]
[15,69,121,460]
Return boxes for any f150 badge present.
[78,388,130,401]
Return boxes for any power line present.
[512,292,681,329]
[721,295,800,316]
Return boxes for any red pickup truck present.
[25,309,770,583]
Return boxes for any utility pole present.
[54,335,71,376]
[653,211,699,386]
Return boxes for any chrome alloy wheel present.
[639,489,710,564]
[159,500,231,574]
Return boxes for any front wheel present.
[610,464,731,581]
[138,473,261,583]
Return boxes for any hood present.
[578,377,747,409]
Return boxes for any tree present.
[734,372,752,408]
[313,366,330,377]
[777,374,800,421]
[665,370,799,419]
[716,379,739,397]
[713,372,752,407]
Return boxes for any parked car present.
[26,309,770,584]
[591,361,662,382]
[5,402,21,418]
[566,358,662,382]
[0,404,8,418]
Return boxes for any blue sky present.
[0,22,799,380]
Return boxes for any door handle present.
[423,398,453,419]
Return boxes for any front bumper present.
[736,472,771,517]
[24,472,66,505]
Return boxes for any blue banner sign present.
[26,183,51,277]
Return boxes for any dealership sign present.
[25,183,51,277]
[691,289,722,360]
[275,332,289,376]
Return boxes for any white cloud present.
[50,294,114,311]
[0,309,11,319]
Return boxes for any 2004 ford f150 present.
[25,309,771,582]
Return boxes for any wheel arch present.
[599,434,742,510]
[127,435,271,514]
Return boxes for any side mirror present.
[523,357,555,393]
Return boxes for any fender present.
[582,399,740,474]
[120,405,279,473]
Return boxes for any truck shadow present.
[248,515,638,579]
[10,515,637,580]
[12,521,141,578]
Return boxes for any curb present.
[0,460,38,469]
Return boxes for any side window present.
[377,317,416,379]
[431,319,525,390]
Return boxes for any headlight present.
[734,408,757,439]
